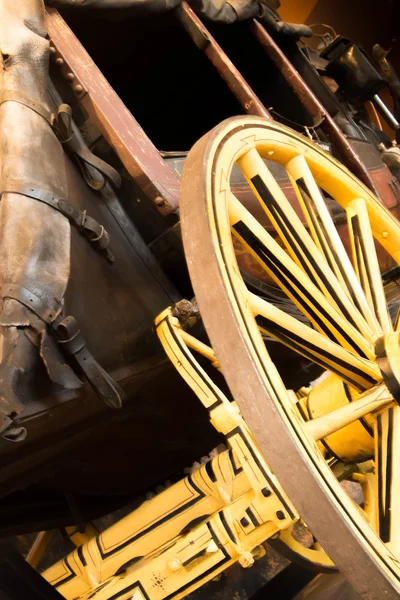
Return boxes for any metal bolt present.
[382,231,389,239]
[276,510,286,520]
[240,517,250,527]
[49,46,56,54]
[261,487,271,497]
[55,57,64,66]
[65,72,75,81]
[168,558,181,573]
[73,84,83,94]
[154,195,165,206]
[252,545,266,560]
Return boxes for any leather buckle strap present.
[1,179,114,264]
[2,284,123,409]
[2,179,61,212]
[53,103,72,140]
[2,284,60,324]
[71,144,122,190]
[57,200,114,262]
[55,316,123,409]
[54,104,122,190]
[0,90,54,126]
[82,215,111,252]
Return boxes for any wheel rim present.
[180,116,400,599]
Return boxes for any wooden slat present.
[347,198,392,332]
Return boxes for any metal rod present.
[372,94,400,131]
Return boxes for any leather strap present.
[40,329,83,390]
[55,316,123,409]
[2,284,60,324]
[3,179,62,213]
[69,143,122,190]
[54,104,122,189]
[0,90,54,125]
[1,97,119,189]
[2,284,123,409]
[1,179,114,263]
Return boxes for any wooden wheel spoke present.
[347,198,392,332]
[375,406,400,560]
[249,293,381,391]
[228,193,374,360]
[286,154,380,335]
[396,307,400,332]
[305,385,392,441]
[237,148,376,342]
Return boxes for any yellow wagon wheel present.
[180,116,400,599]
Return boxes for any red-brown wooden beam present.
[177,2,272,120]
[45,8,180,216]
